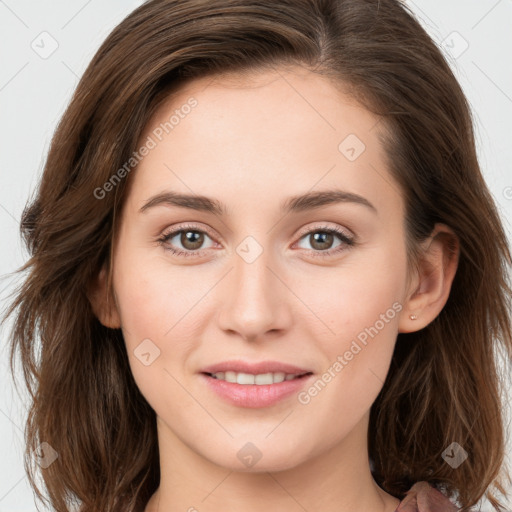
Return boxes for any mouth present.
[198,361,315,408]
[199,359,313,408]
[203,371,313,385]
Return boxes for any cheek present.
[111,254,203,413]
[297,243,405,402]
[301,243,405,342]
[111,247,219,396]
[113,245,209,339]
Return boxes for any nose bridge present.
[217,234,290,339]
[235,240,272,298]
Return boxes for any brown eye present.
[158,225,216,257]
[308,232,335,251]
[179,230,205,250]
[296,227,354,257]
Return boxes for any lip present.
[200,373,314,408]
[200,360,312,375]
[199,359,314,408]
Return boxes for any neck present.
[144,413,400,512]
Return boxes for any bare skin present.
[89,64,459,512]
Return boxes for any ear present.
[87,265,122,329]
[398,223,460,333]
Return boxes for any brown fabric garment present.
[396,482,459,512]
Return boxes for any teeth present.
[211,371,301,385]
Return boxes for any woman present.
[4,0,511,511]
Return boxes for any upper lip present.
[200,360,313,375]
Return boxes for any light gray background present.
[1,1,511,511]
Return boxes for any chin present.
[202,439,312,473]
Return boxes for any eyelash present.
[157,223,356,259]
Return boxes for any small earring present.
[409,314,418,320]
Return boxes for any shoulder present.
[396,482,459,512]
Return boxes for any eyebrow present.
[139,189,378,216]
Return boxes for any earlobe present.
[398,224,459,333]
[86,265,122,329]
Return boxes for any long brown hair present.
[3,0,511,511]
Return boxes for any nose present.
[217,243,293,342]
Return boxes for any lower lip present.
[200,373,313,408]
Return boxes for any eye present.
[295,225,355,258]
[157,223,356,259]
[157,224,217,257]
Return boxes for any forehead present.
[125,66,400,220]
[150,66,380,137]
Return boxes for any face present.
[106,65,413,472]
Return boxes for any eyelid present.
[160,222,353,242]
[160,222,218,240]
[295,222,353,240]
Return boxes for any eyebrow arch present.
[139,189,378,216]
